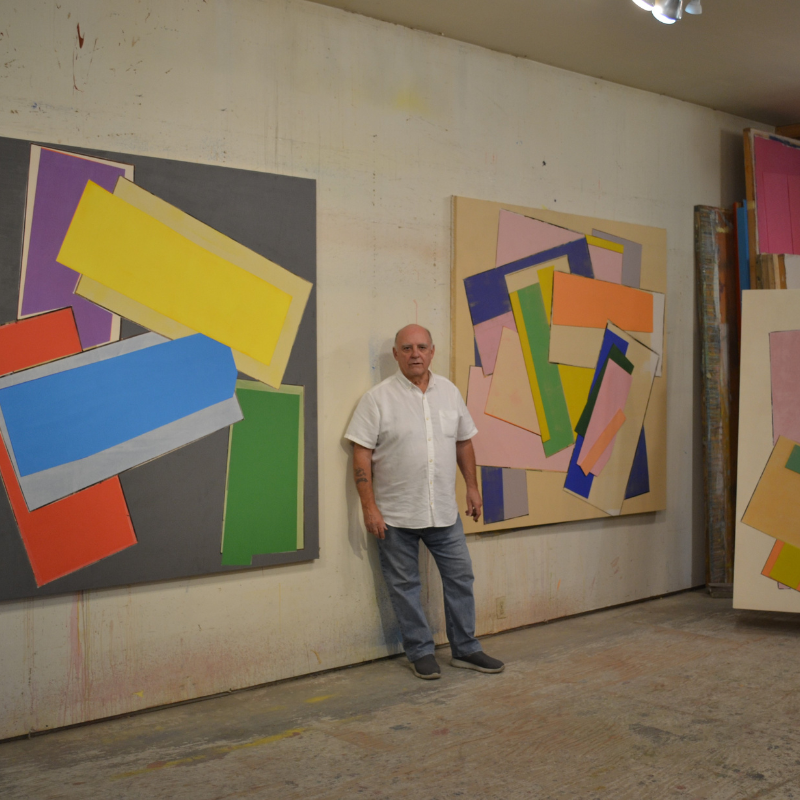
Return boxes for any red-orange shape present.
[0,314,136,587]
[551,271,654,332]
[0,308,82,375]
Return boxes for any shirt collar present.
[395,370,436,393]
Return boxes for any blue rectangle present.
[464,238,593,325]
[564,329,629,498]
[624,427,650,499]
[481,466,505,524]
[736,203,751,293]
[0,334,237,476]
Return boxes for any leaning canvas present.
[734,289,800,612]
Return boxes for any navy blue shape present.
[474,336,482,369]
[624,428,650,499]
[563,328,629,498]
[464,238,593,326]
[481,466,505,524]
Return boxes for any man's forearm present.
[353,444,378,509]
[352,444,387,538]
[456,438,478,489]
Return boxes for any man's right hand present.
[363,504,388,540]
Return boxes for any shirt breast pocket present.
[439,409,459,438]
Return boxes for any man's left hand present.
[465,486,482,522]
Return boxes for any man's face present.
[393,326,435,381]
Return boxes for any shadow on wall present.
[341,336,403,654]
[720,129,746,208]
[341,439,403,654]
[370,335,397,386]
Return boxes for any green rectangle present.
[575,345,634,438]
[221,380,304,565]
[517,283,573,457]
[785,445,800,476]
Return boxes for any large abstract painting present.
[452,197,667,533]
[0,137,318,602]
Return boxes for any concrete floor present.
[1,590,799,800]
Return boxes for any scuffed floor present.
[1,590,798,799]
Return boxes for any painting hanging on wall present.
[0,137,318,603]
[452,197,667,533]
[734,289,800,611]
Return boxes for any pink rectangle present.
[588,245,623,284]
[762,173,793,255]
[754,136,800,255]
[496,209,583,267]
[467,366,572,472]
[577,360,632,474]
[474,311,516,375]
[770,329,800,445]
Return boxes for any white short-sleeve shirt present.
[345,371,478,529]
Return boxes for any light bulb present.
[653,0,683,22]
[685,0,702,14]
[631,0,656,9]
[652,10,677,23]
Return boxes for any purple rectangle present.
[20,147,129,348]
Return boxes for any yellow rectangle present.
[558,364,594,430]
[509,291,549,442]
[61,181,293,369]
[74,179,312,388]
[504,256,570,296]
[586,235,624,254]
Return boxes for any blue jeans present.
[377,516,482,662]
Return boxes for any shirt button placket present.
[423,393,435,523]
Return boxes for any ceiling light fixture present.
[631,0,703,24]
[653,0,683,23]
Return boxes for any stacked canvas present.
[453,198,667,532]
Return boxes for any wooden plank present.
[775,124,800,140]
[743,129,759,289]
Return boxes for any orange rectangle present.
[552,272,654,332]
[0,314,137,587]
[0,309,82,375]
[580,409,626,475]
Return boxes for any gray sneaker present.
[411,654,442,680]
[450,651,504,673]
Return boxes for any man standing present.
[345,324,504,680]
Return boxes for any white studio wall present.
[0,0,768,738]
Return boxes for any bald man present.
[345,325,504,679]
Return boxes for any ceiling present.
[308,0,800,126]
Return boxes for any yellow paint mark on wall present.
[111,727,306,780]
[132,691,144,698]
[393,88,428,116]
